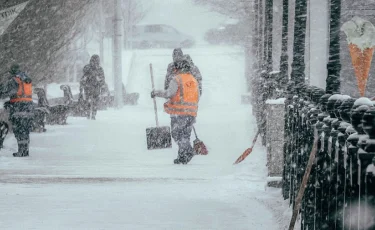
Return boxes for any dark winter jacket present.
[80,55,106,95]
[164,62,177,90]
[164,63,202,95]
[191,65,202,96]
[0,72,34,119]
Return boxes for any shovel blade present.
[146,126,172,150]
[193,138,208,155]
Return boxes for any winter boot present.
[13,143,28,157]
[91,111,96,120]
[22,144,29,157]
[185,152,194,164]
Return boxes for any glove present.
[3,101,11,110]
[151,90,156,98]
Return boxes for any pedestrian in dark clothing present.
[164,48,184,90]
[152,57,200,164]
[184,54,203,96]
[0,64,34,157]
[79,54,106,120]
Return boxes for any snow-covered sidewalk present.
[0,46,284,229]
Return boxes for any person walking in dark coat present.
[0,64,34,157]
[79,54,106,120]
[164,48,184,90]
[152,57,200,164]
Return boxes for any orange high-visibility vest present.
[164,73,199,117]
[10,76,33,103]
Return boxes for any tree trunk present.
[266,0,273,73]
[279,0,289,86]
[290,0,308,86]
[258,0,264,71]
[325,0,341,94]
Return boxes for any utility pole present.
[326,0,342,94]
[127,0,133,50]
[99,0,104,64]
[113,0,123,108]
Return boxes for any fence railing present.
[279,85,375,229]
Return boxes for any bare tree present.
[96,0,153,46]
[0,0,96,85]
[122,0,153,48]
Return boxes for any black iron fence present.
[279,85,375,229]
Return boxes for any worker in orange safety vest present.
[152,57,200,164]
[0,64,34,157]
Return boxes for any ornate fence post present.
[345,98,373,229]
[336,97,356,229]
[361,108,375,230]
[289,94,300,206]
[283,82,297,200]
[313,94,331,229]
[325,94,350,229]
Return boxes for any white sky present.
[139,0,231,43]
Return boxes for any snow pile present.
[266,98,286,105]
[341,16,375,50]
[328,94,351,101]
[354,97,374,106]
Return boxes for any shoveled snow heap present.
[266,98,286,105]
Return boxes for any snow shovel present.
[146,63,172,150]
[192,126,208,155]
[233,130,260,164]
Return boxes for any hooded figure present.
[184,54,202,96]
[80,54,106,120]
[0,64,34,157]
[152,57,200,164]
[164,48,184,90]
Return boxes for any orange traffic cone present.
[348,43,375,97]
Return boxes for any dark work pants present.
[11,117,32,143]
[9,102,34,155]
[171,115,195,163]
[85,90,100,119]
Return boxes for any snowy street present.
[0,46,281,229]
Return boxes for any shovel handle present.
[150,63,159,127]
[192,126,198,139]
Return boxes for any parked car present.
[129,24,195,49]
[204,22,247,46]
